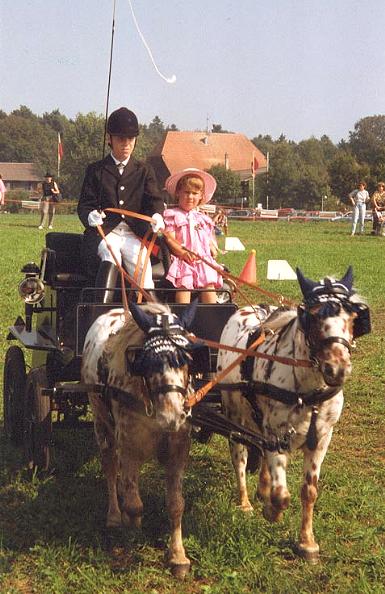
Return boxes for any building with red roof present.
[147,131,267,189]
[0,162,41,192]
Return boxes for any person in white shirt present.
[348,181,370,236]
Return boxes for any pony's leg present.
[119,459,143,529]
[256,456,271,503]
[101,437,121,528]
[230,442,253,511]
[223,391,253,511]
[261,452,291,522]
[89,394,121,528]
[165,432,191,578]
[297,429,333,563]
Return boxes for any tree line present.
[1,106,384,210]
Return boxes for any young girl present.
[164,168,223,303]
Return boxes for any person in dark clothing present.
[39,172,60,229]
[77,107,165,303]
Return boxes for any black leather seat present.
[45,232,89,287]
[44,232,171,288]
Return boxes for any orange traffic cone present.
[239,249,257,284]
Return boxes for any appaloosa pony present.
[217,267,370,562]
[82,301,198,578]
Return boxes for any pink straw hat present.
[165,168,217,204]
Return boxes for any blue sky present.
[1,0,385,142]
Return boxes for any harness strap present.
[306,406,319,450]
[191,404,293,453]
[133,228,151,298]
[138,230,157,304]
[186,333,313,368]
[151,384,189,397]
[217,380,342,407]
[108,385,150,416]
[316,336,352,353]
[186,332,266,408]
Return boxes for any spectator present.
[0,174,6,212]
[212,208,228,236]
[371,181,385,236]
[348,181,370,236]
[38,172,60,229]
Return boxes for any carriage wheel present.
[3,346,27,445]
[23,367,52,472]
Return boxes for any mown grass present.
[0,213,385,594]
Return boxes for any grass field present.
[1,213,385,594]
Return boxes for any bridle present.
[130,314,195,415]
[297,296,355,368]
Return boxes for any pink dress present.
[0,179,6,206]
[164,207,223,290]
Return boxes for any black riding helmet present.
[107,107,139,137]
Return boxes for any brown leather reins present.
[104,207,297,308]
[95,207,308,408]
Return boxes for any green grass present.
[1,214,385,593]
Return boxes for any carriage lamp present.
[21,262,40,275]
[18,261,45,304]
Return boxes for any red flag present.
[58,133,63,161]
[251,155,259,177]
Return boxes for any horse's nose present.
[323,361,351,386]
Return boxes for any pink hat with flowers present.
[165,168,217,204]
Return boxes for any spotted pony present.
[217,267,370,562]
[81,301,198,578]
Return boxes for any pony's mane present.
[104,303,172,372]
[263,307,297,332]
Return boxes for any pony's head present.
[128,300,198,431]
[296,267,370,386]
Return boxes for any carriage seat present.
[44,232,171,289]
[45,232,89,288]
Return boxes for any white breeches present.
[97,223,154,289]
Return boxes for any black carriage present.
[3,232,240,471]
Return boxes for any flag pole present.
[251,152,255,209]
[266,151,270,210]
[57,133,60,179]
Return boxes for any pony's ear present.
[178,298,198,330]
[129,301,153,333]
[339,266,353,292]
[296,268,319,297]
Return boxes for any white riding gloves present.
[151,212,165,233]
[88,210,106,227]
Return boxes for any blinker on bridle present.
[298,288,370,365]
[131,313,194,412]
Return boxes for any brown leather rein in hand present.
[186,333,313,369]
[104,207,297,308]
[96,222,155,304]
[185,332,266,407]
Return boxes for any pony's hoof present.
[101,526,123,550]
[122,511,142,529]
[106,513,122,529]
[170,563,191,579]
[236,503,254,513]
[262,505,283,523]
[296,543,320,564]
